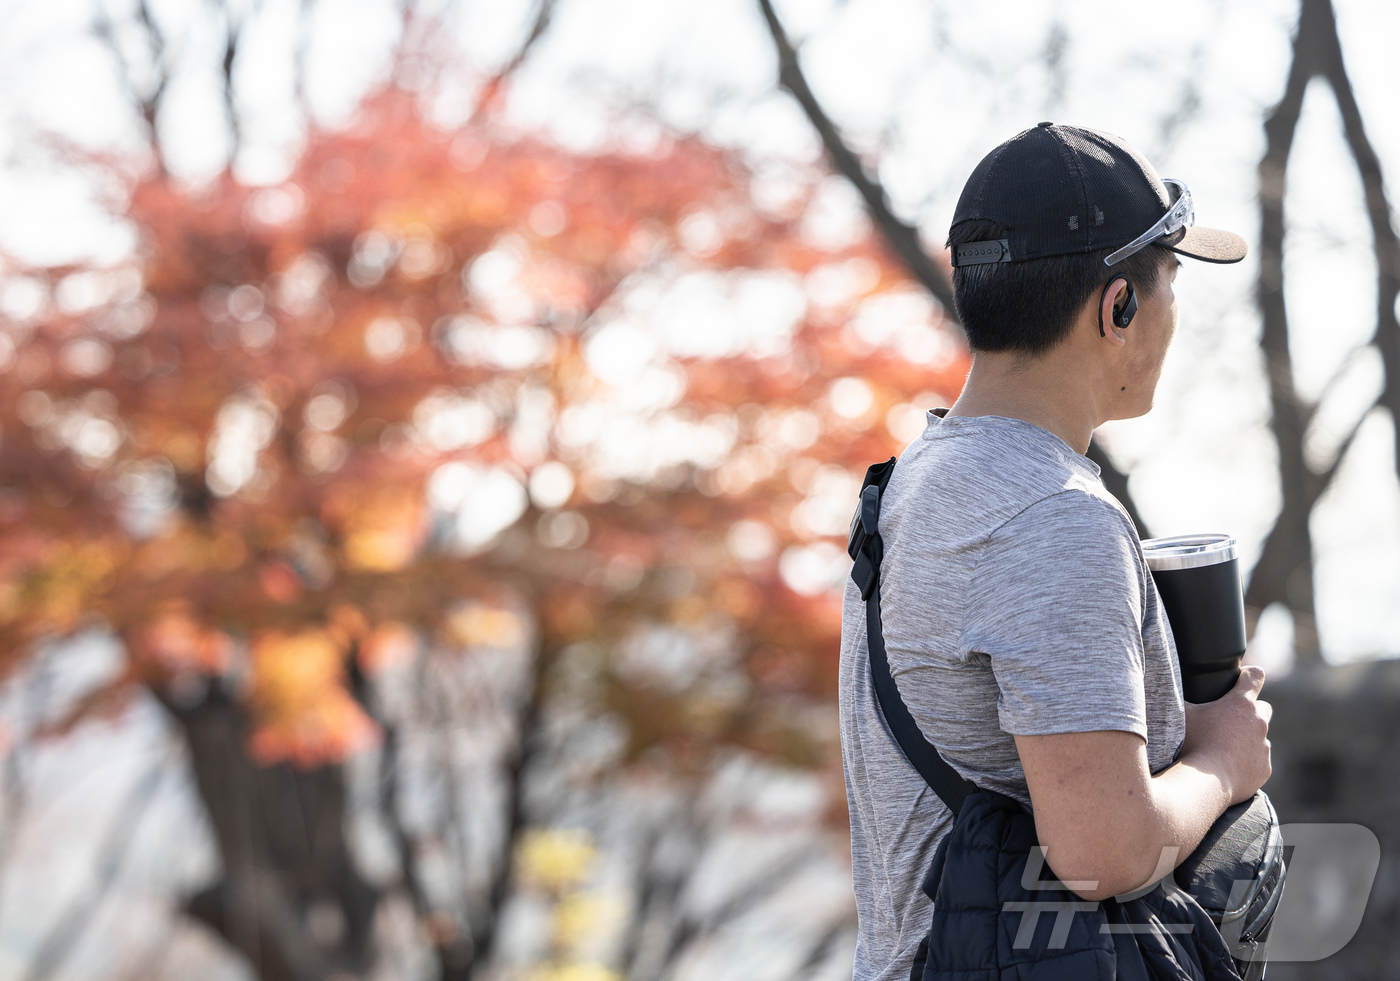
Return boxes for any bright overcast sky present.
[2,0,1400,664]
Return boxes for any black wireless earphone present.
[1098,276,1138,336]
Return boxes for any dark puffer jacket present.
[912,789,1243,981]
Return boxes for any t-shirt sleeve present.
[960,490,1150,740]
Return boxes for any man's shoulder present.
[884,419,1122,538]
[979,488,1148,603]
[1000,482,1137,541]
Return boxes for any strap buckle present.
[848,484,883,600]
[846,484,880,559]
[848,458,895,600]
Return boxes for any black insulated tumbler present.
[1142,534,1246,704]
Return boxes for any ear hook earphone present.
[1098,277,1138,336]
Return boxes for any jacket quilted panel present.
[917,789,1241,981]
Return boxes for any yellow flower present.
[517,828,596,893]
[553,888,629,956]
[530,963,621,981]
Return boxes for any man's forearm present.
[1024,743,1235,902]
[1017,730,1243,903]
[1108,752,1234,899]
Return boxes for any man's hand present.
[1014,667,1272,902]
[1181,665,1273,805]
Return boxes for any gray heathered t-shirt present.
[839,409,1186,981]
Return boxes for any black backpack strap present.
[849,457,975,816]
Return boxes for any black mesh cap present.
[949,122,1246,266]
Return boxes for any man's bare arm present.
[1014,665,1273,902]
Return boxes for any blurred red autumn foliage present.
[1,88,966,763]
[0,85,967,976]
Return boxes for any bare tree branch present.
[789,924,849,980]
[209,0,259,163]
[651,841,823,980]
[458,638,548,981]
[1308,340,1376,426]
[367,651,478,979]
[618,826,673,981]
[380,719,452,948]
[470,0,559,120]
[92,0,170,173]
[756,0,1152,533]
[1311,398,1380,504]
[755,0,958,319]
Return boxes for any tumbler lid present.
[1141,533,1237,571]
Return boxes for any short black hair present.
[947,219,1177,355]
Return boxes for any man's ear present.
[1098,278,1130,348]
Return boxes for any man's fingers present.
[1237,665,1266,698]
[1256,698,1273,727]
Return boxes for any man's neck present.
[945,348,1104,454]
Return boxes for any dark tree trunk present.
[161,685,381,981]
[1245,0,1400,661]
[1313,0,1400,487]
[1248,4,1319,659]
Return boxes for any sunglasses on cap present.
[1104,179,1194,266]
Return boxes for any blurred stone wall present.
[1259,661,1400,980]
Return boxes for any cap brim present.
[1170,226,1248,264]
